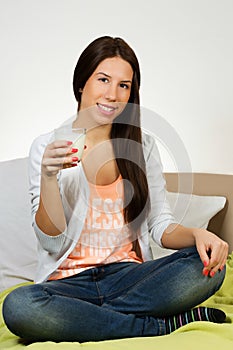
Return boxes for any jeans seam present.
[95,281,104,305]
[44,284,101,302]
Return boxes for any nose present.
[103,83,117,101]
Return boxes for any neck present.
[72,110,112,143]
[86,125,111,146]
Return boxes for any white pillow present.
[0,158,37,292]
[167,191,226,229]
[150,191,226,259]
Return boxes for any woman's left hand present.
[193,229,229,277]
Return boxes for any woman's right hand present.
[41,140,79,177]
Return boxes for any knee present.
[3,287,27,336]
[2,285,39,338]
[177,247,226,294]
[191,254,227,298]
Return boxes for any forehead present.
[93,57,133,79]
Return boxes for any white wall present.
[0,0,232,174]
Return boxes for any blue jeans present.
[2,247,225,342]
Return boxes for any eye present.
[98,77,109,83]
[120,83,130,89]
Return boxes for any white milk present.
[72,133,86,159]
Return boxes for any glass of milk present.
[54,125,86,161]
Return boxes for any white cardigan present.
[28,129,176,283]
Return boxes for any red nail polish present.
[203,269,209,276]
[72,157,79,162]
[71,148,78,153]
[203,261,208,267]
[67,141,73,145]
[210,271,215,277]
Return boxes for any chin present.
[95,111,118,126]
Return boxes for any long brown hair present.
[73,36,150,232]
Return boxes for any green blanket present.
[1,253,233,350]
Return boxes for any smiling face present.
[79,56,133,125]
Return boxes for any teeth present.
[98,104,115,112]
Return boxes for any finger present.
[43,154,79,167]
[196,242,210,267]
[62,163,78,169]
[62,156,79,167]
[67,143,87,156]
[205,245,228,277]
[208,241,228,269]
[210,251,228,276]
[47,140,73,150]
[50,147,74,158]
[197,245,213,276]
[41,163,63,176]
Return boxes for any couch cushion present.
[0,157,37,292]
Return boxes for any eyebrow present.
[96,72,132,84]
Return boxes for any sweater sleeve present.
[28,132,67,253]
[28,133,50,219]
[143,132,177,246]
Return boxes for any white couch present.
[0,158,37,291]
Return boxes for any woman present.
[3,36,228,342]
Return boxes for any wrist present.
[41,168,59,181]
[190,227,205,243]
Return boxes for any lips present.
[97,103,118,114]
